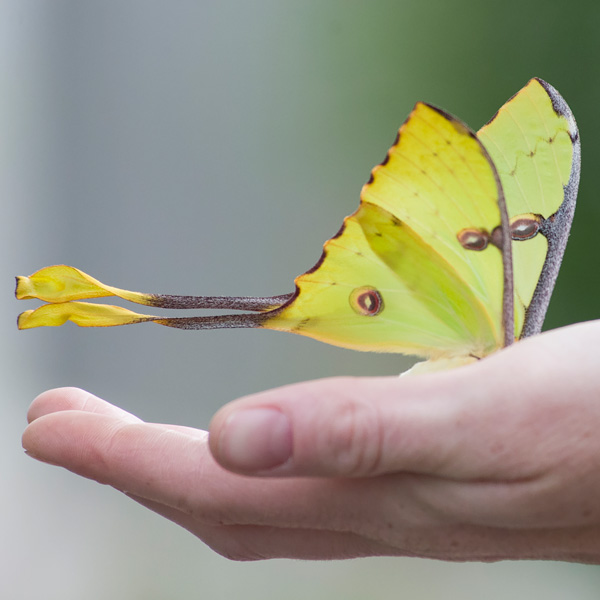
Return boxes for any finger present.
[27,388,210,439]
[23,410,208,489]
[21,409,391,532]
[209,322,600,479]
[28,387,142,424]
[208,370,497,478]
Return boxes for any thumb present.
[208,368,493,478]
[208,321,600,478]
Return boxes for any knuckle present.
[318,396,383,476]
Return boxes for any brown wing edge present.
[520,79,581,338]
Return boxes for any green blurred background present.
[3,1,600,598]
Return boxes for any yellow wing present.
[262,102,511,358]
[478,78,580,338]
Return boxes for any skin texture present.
[22,320,600,563]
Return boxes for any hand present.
[22,320,600,563]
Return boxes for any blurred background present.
[3,1,600,598]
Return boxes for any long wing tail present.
[16,265,293,330]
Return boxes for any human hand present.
[22,320,600,563]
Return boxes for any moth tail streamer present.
[15,265,292,330]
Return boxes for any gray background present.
[4,1,600,598]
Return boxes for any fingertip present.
[22,412,41,455]
[23,409,216,502]
[28,387,88,423]
[208,377,390,476]
[22,409,85,465]
[27,387,141,424]
[210,407,293,473]
[22,409,142,481]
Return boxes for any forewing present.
[266,103,510,358]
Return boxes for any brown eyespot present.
[350,287,383,316]
[510,214,542,240]
[457,228,490,251]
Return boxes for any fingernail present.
[217,408,292,471]
[23,449,56,466]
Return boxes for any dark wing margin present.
[521,78,581,338]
